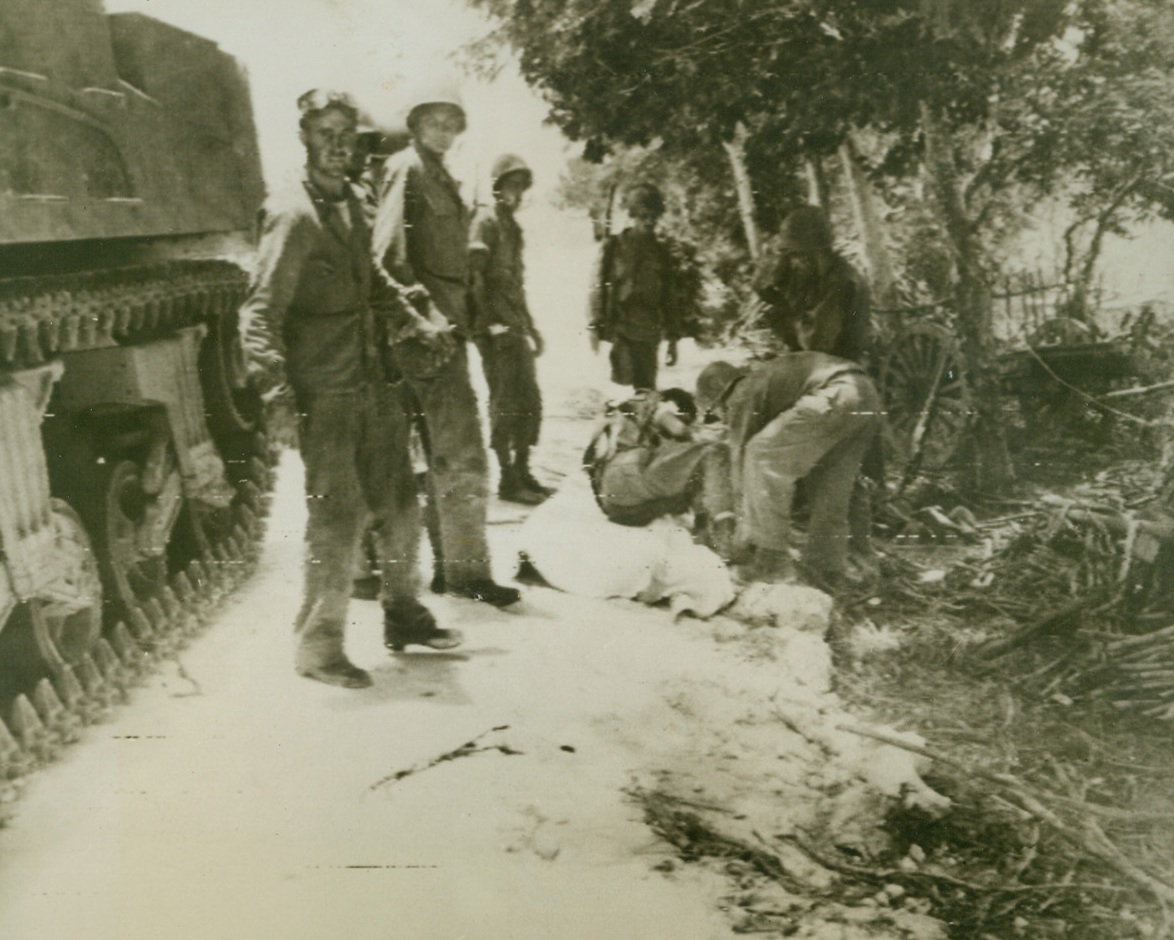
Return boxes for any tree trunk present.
[919,100,1015,493]
[722,122,761,261]
[804,157,828,209]
[839,136,897,309]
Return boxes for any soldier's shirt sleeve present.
[371,155,416,287]
[586,236,613,333]
[238,203,314,367]
[804,266,855,356]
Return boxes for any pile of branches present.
[1072,626,1174,720]
[952,496,1174,717]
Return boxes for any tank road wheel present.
[0,503,102,698]
[878,322,972,475]
[33,501,104,668]
[90,459,170,621]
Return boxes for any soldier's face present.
[301,109,357,183]
[631,207,660,233]
[497,176,527,211]
[415,106,465,156]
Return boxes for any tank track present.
[0,261,277,793]
[0,260,248,368]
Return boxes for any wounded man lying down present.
[517,388,735,619]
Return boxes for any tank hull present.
[0,2,273,756]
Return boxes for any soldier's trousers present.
[475,332,542,453]
[739,372,880,580]
[609,335,660,390]
[293,382,419,667]
[398,344,494,588]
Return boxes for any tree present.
[469,0,1174,491]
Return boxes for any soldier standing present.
[239,89,461,689]
[372,80,520,608]
[469,154,551,505]
[587,182,685,391]
[751,204,872,364]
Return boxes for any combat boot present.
[497,464,545,506]
[515,450,555,498]
[295,648,372,689]
[737,547,799,585]
[295,618,372,688]
[384,597,463,652]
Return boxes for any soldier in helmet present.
[238,89,461,689]
[752,204,871,364]
[469,153,551,505]
[694,354,881,591]
[372,79,521,609]
[348,121,411,227]
[587,182,686,391]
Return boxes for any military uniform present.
[589,227,684,390]
[372,142,497,590]
[752,207,872,363]
[239,177,421,672]
[584,390,731,533]
[469,197,544,488]
[718,353,880,585]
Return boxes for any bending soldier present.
[696,355,881,591]
[752,204,883,546]
[469,154,551,506]
[588,182,685,391]
[372,78,520,608]
[238,89,460,689]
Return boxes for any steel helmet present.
[403,76,467,133]
[777,205,834,252]
[296,88,358,130]
[490,153,533,192]
[695,361,743,414]
[623,182,665,218]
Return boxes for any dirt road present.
[0,208,947,940]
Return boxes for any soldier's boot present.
[297,657,372,689]
[295,620,372,689]
[383,597,463,652]
[495,449,544,505]
[514,448,554,498]
[497,464,544,506]
[739,547,799,585]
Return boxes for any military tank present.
[0,0,271,765]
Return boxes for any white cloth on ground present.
[519,472,734,619]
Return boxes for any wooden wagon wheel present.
[878,322,972,475]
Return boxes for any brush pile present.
[948,487,1174,717]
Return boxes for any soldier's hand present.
[666,339,679,367]
[530,329,545,357]
[401,284,431,313]
[589,330,601,354]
